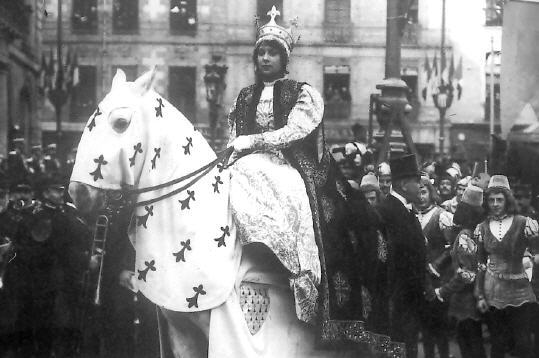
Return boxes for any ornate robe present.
[227,78,404,355]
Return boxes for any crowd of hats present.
[352,152,535,209]
[0,142,72,196]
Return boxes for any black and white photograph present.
[1,0,539,357]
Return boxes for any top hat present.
[360,173,380,193]
[389,154,420,181]
[461,185,484,207]
[488,175,510,190]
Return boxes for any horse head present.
[69,68,158,213]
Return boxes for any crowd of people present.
[337,144,539,358]
[0,140,160,358]
[2,135,539,357]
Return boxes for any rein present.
[124,147,235,207]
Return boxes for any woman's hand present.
[476,298,489,313]
[230,136,252,152]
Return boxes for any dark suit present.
[377,194,427,358]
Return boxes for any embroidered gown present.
[207,81,356,357]
[227,80,322,288]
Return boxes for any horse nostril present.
[68,182,88,208]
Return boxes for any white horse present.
[69,69,368,358]
[69,68,241,357]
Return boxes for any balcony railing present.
[323,22,353,44]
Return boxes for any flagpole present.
[439,0,446,156]
[489,36,495,152]
[55,0,63,145]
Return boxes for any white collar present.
[391,190,413,211]
[263,76,285,87]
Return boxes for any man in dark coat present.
[376,154,427,358]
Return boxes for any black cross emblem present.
[172,239,192,263]
[129,142,143,167]
[89,155,108,181]
[212,176,223,194]
[87,106,102,132]
[186,284,206,309]
[179,190,195,210]
[155,98,164,118]
[137,260,156,282]
[214,225,230,248]
[136,205,154,229]
[151,147,161,169]
[183,137,193,155]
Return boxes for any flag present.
[440,51,447,84]
[421,54,431,100]
[49,49,57,90]
[448,54,455,83]
[429,53,440,95]
[455,56,463,99]
[72,53,79,87]
[39,54,47,92]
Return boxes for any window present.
[325,0,351,23]
[323,65,351,120]
[168,67,197,121]
[485,51,501,122]
[170,0,197,35]
[70,66,97,122]
[111,65,137,81]
[485,0,503,26]
[406,0,418,24]
[72,0,98,33]
[112,0,139,34]
[257,0,283,24]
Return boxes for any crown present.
[255,6,300,56]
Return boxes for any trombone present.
[90,214,109,306]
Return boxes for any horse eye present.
[112,117,131,133]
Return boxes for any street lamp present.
[203,59,228,148]
[432,82,454,156]
[433,0,453,156]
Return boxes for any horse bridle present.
[102,147,235,211]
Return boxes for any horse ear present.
[112,69,127,90]
[134,67,156,94]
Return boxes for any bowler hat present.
[389,154,420,181]
[488,175,510,190]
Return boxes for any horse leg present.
[157,307,210,358]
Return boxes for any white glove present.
[230,136,252,152]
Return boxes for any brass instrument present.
[76,214,110,356]
[89,214,109,306]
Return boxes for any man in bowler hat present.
[376,154,427,358]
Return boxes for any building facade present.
[0,0,43,156]
[40,0,503,160]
